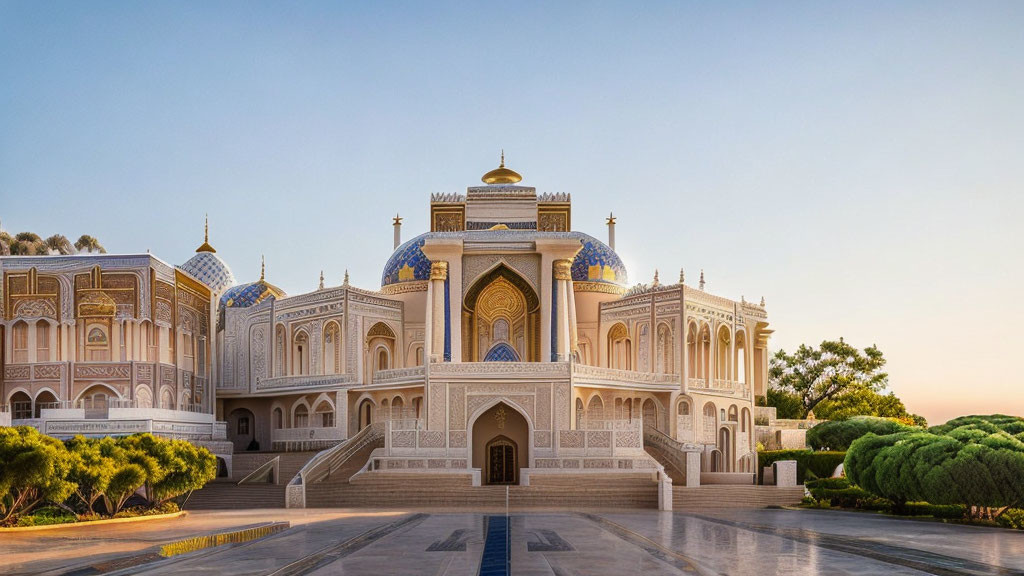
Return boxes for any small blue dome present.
[381,233,432,286]
[180,251,235,294]
[219,279,284,309]
[572,234,628,286]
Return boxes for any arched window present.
[412,396,422,418]
[10,391,31,420]
[36,320,51,362]
[741,407,751,433]
[366,322,396,380]
[607,323,631,370]
[686,323,698,378]
[323,321,342,374]
[575,397,584,429]
[656,323,674,374]
[587,395,604,421]
[314,400,334,427]
[716,326,731,381]
[160,387,174,410]
[735,331,747,385]
[12,321,28,363]
[728,405,738,422]
[391,396,404,420]
[294,403,309,428]
[293,330,310,376]
[677,399,690,416]
[135,386,153,409]
[703,403,717,443]
[273,407,284,429]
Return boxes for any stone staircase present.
[644,443,686,484]
[184,451,319,510]
[673,485,805,509]
[306,467,659,510]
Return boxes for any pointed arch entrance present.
[470,401,530,485]
[463,265,540,362]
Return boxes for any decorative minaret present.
[699,269,705,291]
[606,212,616,250]
[343,269,350,286]
[652,269,660,287]
[393,214,403,249]
[260,255,266,281]
[679,268,685,284]
[318,270,325,290]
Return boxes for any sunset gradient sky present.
[2,2,1022,424]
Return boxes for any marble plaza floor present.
[2,507,1022,575]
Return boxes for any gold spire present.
[393,213,402,226]
[260,255,265,281]
[481,150,522,184]
[606,212,616,226]
[196,214,216,253]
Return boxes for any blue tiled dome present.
[572,234,628,286]
[219,279,285,309]
[382,233,432,286]
[180,251,235,294]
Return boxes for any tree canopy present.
[769,339,888,416]
[844,415,1024,519]
[0,227,105,256]
[0,428,215,523]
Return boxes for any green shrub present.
[806,416,914,451]
[758,450,846,484]
[845,425,1024,518]
[929,504,967,519]
[13,506,76,527]
[996,509,1024,530]
[805,477,850,490]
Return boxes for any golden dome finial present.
[196,214,216,253]
[260,255,266,281]
[482,150,522,184]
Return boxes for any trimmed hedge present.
[805,416,914,451]
[757,450,846,484]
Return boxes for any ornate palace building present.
[1,158,776,508]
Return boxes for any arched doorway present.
[34,390,58,418]
[358,399,374,431]
[471,401,529,485]
[228,408,257,452]
[718,427,732,472]
[642,398,658,431]
[463,265,540,362]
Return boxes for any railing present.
[286,422,385,508]
[429,361,571,378]
[572,364,679,386]
[689,377,749,397]
[371,366,426,385]
[643,427,701,486]
[256,373,354,391]
[389,418,424,431]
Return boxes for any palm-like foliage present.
[43,234,75,255]
[74,235,106,254]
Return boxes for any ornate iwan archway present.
[463,265,540,362]
[469,401,531,485]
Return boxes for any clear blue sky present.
[2,1,1022,425]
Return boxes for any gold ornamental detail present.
[430,261,449,281]
[553,259,573,281]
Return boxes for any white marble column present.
[429,261,447,362]
[553,258,573,361]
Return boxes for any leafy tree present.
[806,416,916,451]
[74,234,106,254]
[65,436,115,514]
[0,427,77,522]
[812,389,927,427]
[769,339,888,417]
[766,388,804,419]
[116,434,168,505]
[151,439,216,504]
[0,231,11,256]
